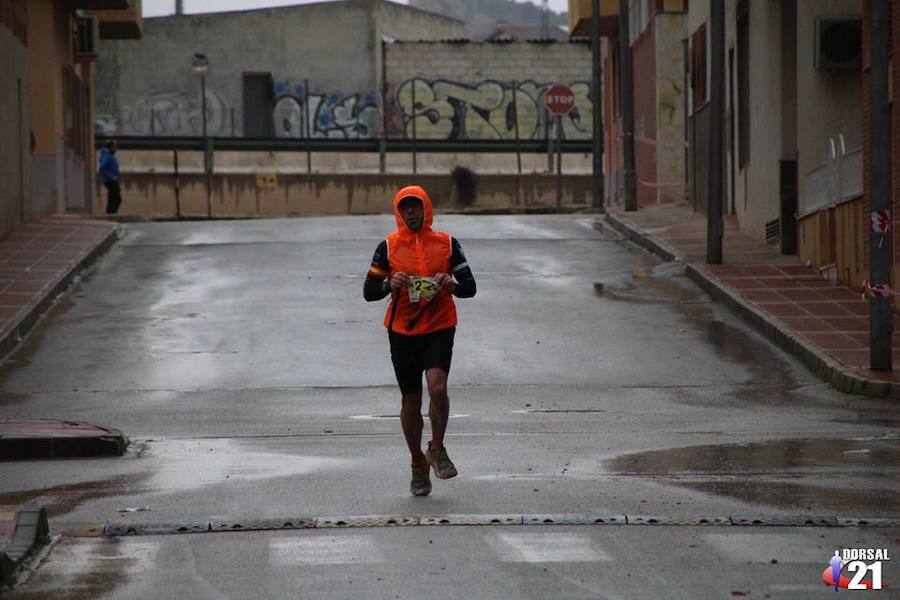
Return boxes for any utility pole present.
[591,0,604,210]
[868,0,892,370]
[707,0,725,264]
[618,0,636,211]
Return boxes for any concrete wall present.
[731,0,786,239]
[0,6,29,238]
[112,172,593,218]
[654,12,688,204]
[796,0,862,215]
[95,0,465,139]
[383,41,593,140]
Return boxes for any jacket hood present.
[392,185,433,234]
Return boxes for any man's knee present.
[427,380,447,399]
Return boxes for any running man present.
[363,185,477,496]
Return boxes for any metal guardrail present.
[96,136,594,154]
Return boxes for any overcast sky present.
[142,0,570,18]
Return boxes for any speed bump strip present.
[210,518,315,532]
[730,515,838,527]
[104,522,209,536]
[99,513,899,537]
[627,515,730,526]
[523,514,626,526]
[420,514,522,526]
[837,517,900,527]
[315,516,418,528]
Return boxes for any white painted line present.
[348,413,469,420]
[269,535,383,566]
[487,532,612,563]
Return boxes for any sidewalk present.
[604,203,900,398]
[0,215,118,358]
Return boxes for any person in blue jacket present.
[98,139,122,214]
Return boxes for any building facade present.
[0,0,141,234]
[570,0,688,207]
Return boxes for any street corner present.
[0,504,49,588]
[0,420,128,461]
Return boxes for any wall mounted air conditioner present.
[815,17,862,70]
[75,17,100,62]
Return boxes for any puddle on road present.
[607,437,900,514]
[0,474,146,519]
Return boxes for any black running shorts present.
[388,327,455,394]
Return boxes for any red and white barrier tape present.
[860,280,898,300]
[870,210,891,248]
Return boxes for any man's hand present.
[390,272,410,291]
[433,272,457,292]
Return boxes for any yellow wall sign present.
[256,173,278,189]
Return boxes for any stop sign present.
[545,83,576,116]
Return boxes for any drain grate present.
[730,515,838,527]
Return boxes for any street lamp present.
[192,53,212,218]
[192,53,209,140]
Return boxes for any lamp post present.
[192,53,212,218]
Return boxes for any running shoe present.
[426,443,458,479]
[410,461,432,496]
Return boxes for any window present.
[691,24,707,110]
[737,0,750,167]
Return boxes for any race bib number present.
[408,276,439,303]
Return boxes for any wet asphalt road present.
[1,214,898,599]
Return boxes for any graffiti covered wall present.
[385,40,593,140]
[387,78,592,140]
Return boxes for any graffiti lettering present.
[106,89,231,136]
[390,79,593,140]
[273,81,379,139]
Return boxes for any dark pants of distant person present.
[104,180,122,214]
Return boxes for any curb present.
[0,505,49,588]
[0,423,129,460]
[603,212,899,399]
[0,224,120,362]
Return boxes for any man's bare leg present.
[400,391,425,463]
[425,368,450,449]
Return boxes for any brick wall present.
[384,41,593,140]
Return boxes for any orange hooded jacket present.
[384,185,458,335]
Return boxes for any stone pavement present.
[605,202,900,397]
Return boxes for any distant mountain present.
[409,0,568,40]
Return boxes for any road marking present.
[487,532,612,563]
[269,535,383,566]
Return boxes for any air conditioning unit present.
[75,17,99,62]
[815,17,862,70]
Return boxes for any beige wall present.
[0,23,29,239]
[731,0,786,240]
[654,12,688,203]
[114,173,593,218]
[796,0,862,215]
[29,0,72,215]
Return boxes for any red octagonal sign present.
[545,83,576,116]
